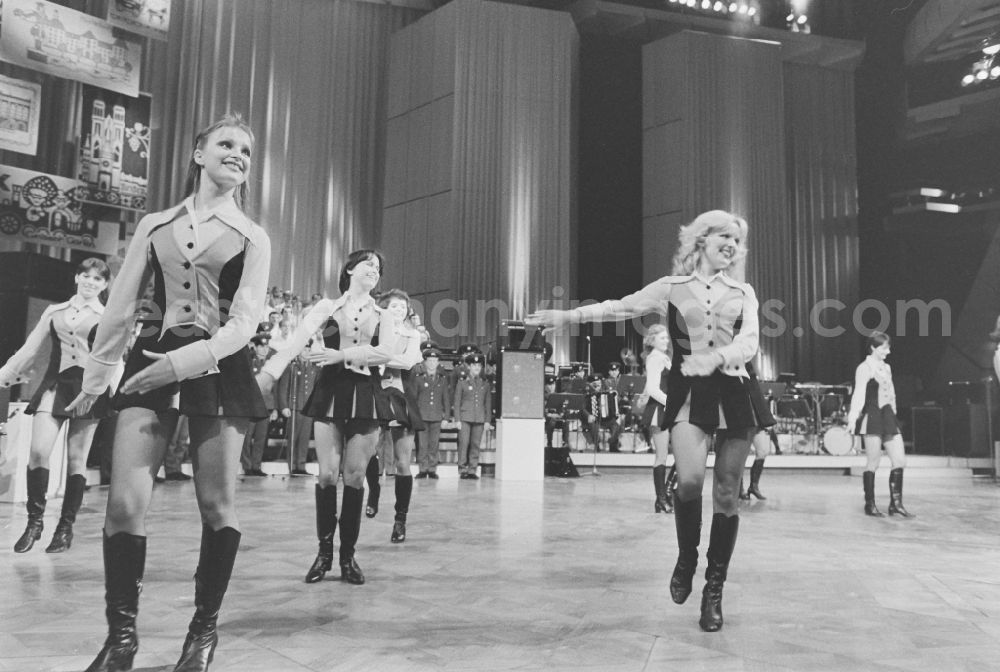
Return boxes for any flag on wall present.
[0,0,142,97]
[107,0,171,42]
[76,86,151,211]
[0,165,118,255]
[0,74,41,156]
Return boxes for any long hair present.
[338,249,386,294]
[183,113,256,212]
[670,210,749,281]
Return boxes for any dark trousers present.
[241,416,269,471]
[417,421,442,473]
[290,412,313,468]
[457,422,484,474]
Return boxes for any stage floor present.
[2,471,1000,671]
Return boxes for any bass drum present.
[822,425,856,456]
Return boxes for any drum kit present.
[768,381,858,455]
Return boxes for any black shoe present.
[887,468,913,518]
[459,473,469,480]
[244,468,267,477]
[428,472,439,480]
[165,471,192,481]
[391,520,406,543]
[14,467,48,553]
[45,522,74,553]
[305,534,334,584]
[670,495,702,604]
[366,490,380,518]
[172,526,240,672]
[863,471,884,517]
[466,473,479,480]
[84,531,145,672]
[415,471,428,479]
[698,513,739,633]
[747,459,766,500]
[290,468,309,476]
[340,557,365,585]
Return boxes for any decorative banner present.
[107,0,172,42]
[0,0,142,97]
[0,165,117,255]
[0,74,41,155]
[77,86,150,211]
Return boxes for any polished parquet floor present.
[2,469,1000,672]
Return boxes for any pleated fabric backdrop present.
[382,0,577,354]
[643,31,860,383]
[143,0,422,294]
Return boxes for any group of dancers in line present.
[0,114,916,671]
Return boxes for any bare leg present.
[105,408,175,536]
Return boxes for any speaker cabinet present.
[497,350,545,419]
[910,406,943,455]
[945,403,989,457]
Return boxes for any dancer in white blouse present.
[69,114,271,672]
[0,258,111,554]
[846,331,912,518]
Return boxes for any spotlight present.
[738,4,748,14]
[976,68,989,80]
[702,0,711,9]
[962,73,976,86]
[747,6,756,16]
[714,1,724,11]
[992,65,1000,79]
[731,3,739,11]
[983,43,1000,56]
[797,14,807,24]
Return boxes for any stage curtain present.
[783,62,860,384]
[143,0,422,295]
[643,31,793,379]
[383,0,577,356]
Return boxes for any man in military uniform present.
[242,333,277,476]
[276,343,321,476]
[414,348,451,479]
[452,353,492,480]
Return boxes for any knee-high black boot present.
[653,465,668,513]
[887,468,912,518]
[172,526,241,672]
[14,467,49,552]
[669,495,702,604]
[747,458,766,500]
[863,471,883,517]
[339,486,365,584]
[84,531,146,672]
[365,456,380,518]
[305,484,338,583]
[391,475,413,543]
[46,473,86,553]
[699,513,739,632]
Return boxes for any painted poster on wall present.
[107,0,172,42]
[0,0,142,97]
[0,74,41,155]
[77,86,150,211]
[0,165,118,254]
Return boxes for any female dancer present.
[528,210,771,632]
[640,323,675,514]
[373,289,424,542]
[69,114,271,672]
[846,330,911,518]
[0,257,111,553]
[258,249,397,586]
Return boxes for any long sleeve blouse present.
[261,294,398,381]
[0,295,105,388]
[574,272,759,378]
[846,355,896,425]
[643,349,670,406]
[83,196,271,395]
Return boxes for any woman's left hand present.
[65,391,99,416]
[305,348,345,366]
[120,350,178,395]
[680,352,723,377]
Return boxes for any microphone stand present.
[985,375,997,482]
[286,358,298,475]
